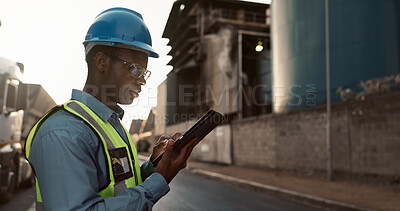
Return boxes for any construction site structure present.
[159,0,270,127]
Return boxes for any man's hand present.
[155,135,198,183]
[151,133,181,162]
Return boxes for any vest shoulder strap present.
[25,105,63,159]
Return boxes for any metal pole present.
[238,32,243,119]
[325,0,332,181]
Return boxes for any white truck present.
[0,56,56,203]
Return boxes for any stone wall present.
[232,91,400,180]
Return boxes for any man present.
[25,7,198,210]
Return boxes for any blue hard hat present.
[84,7,159,58]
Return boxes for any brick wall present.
[233,114,277,168]
[232,91,400,180]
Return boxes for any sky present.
[0,0,268,128]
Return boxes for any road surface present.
[1,169,321,211]
[154,170,321,211]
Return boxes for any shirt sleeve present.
[140,156,157,180]
[29,128,169,211]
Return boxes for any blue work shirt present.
[29,89,169,210]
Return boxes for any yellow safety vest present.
[25,100,142,207]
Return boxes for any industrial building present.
[148,0,400,183]
[160,0,270,125]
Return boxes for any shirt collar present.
[114,105,125,119]
[71,89,124,122]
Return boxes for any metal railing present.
[212,8,268,25]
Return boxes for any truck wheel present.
[21,172,35,188]
[0,162,17,204]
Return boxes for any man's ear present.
[94,51,109,73]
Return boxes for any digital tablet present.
[151,110,225,167]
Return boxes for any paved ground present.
[0,185,35,211]
[0,170,321,211]
[139,153,400,211]
[2,154,398,211]
[154,170,321,211]
[187,162,400,211]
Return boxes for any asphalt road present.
[0,185,35,211]
[154,170,321,211]
[0,168,321,211]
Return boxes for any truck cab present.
[0,57,37,203]
[0,57,24,144]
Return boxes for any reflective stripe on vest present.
[25,100,142,207]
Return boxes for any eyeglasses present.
[103,52,151,80]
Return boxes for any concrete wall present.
[165,121,232,164]
[191,125,232,164]
[233,91,400,180]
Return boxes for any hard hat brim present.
[84,39,159,58]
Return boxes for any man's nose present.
[136,76,146,85]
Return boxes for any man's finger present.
[163,139,175,160]
[157,134,172,144]
[177,138,198,160]
[184,138,199,158]
[171,133,182,141]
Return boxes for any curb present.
[188,169,371,211]
[137,154,371,211]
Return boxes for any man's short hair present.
[85,45,121,73]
